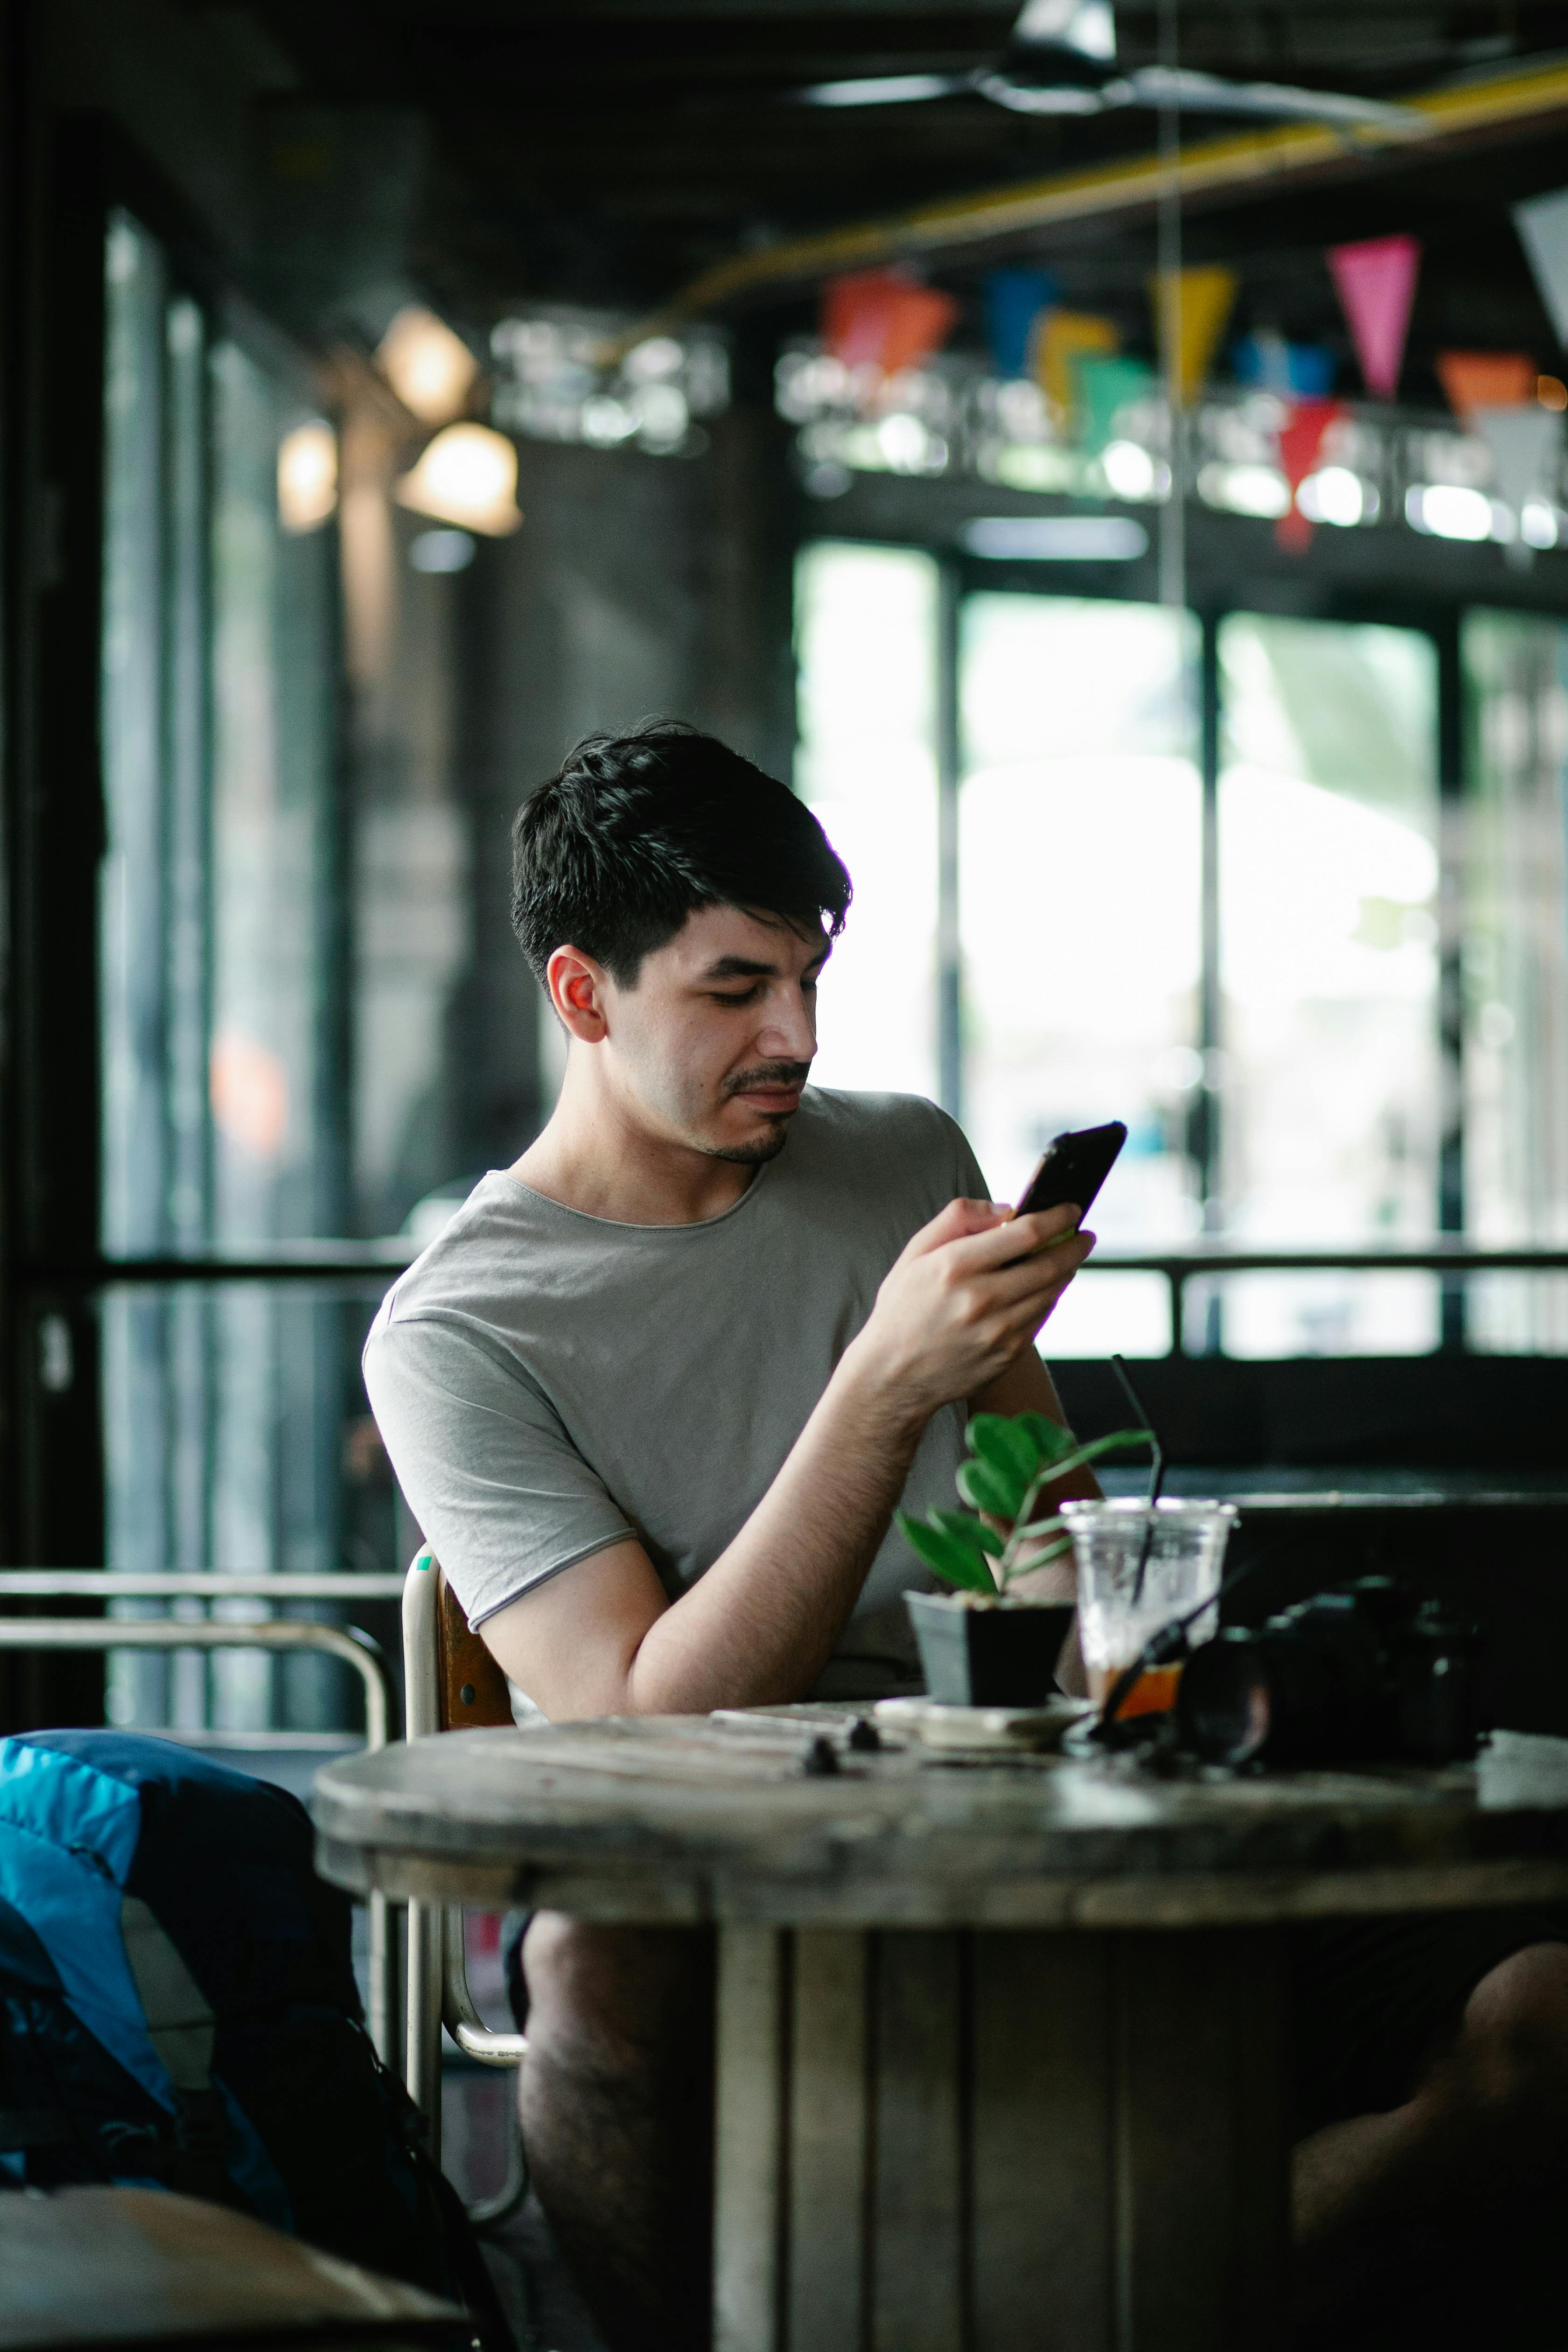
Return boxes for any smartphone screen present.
[1015,1120,1127,1225]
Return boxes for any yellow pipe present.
[605,56,1568,353]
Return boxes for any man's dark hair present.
[511,720,851,987]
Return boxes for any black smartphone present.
[1015,1120,1127,1225]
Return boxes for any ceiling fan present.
[798,0,1421,132]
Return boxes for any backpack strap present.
[118,1894,231,2206]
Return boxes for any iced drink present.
[1062,1498,1238,1718]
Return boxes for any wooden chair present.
[0,2183,469,2351]
[401,1550,527,2224]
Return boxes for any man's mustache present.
[726,1061,812,1097]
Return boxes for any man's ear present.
[547,944,610,1043]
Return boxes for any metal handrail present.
[1077,1242,1568,1359]
[0,1572,406,1600]
[23,1239,416,1286]
[1090,1244,1568,1273]
[0,1615,397,2067]
[26,1237,1568,1292]
[0,1619,389,1751]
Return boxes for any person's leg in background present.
[1293,1939,1568,2344]
[517,1914,715,2352]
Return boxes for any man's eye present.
[713,988,760,1006]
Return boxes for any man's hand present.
[481,1196,1094,1721]
[845,1197,1093,1430]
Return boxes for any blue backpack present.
[0,1729,510,2346]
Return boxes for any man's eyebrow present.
[699,955,779,980]
[696,948,830,981]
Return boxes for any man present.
[368,721,1568,2351]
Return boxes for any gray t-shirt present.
[363,1087,988,1695]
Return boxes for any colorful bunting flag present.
[1328,234,1420,401]
[1274,398,1344,553]
[821,271,959,379]
[984,268,1059,381]
[1514,189,1568,350]
[1232,330,1336,399]
[1435,350,1537,423]
[1473,404,1561,516]
[1076,354,1156,453]
[1148,267,1237,400]
[1036,310,1119,416]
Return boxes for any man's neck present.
[511,1062,764,1227]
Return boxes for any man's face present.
[596,904,826,1165]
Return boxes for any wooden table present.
[314,1711,1568,2352]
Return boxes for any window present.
[959,594,1201,1356]
[1462,611,1568,1350]
[1211,615,1442,1356]
[99,211,364,1733]
[794,542,941,1100]
[794,542,1568,1359]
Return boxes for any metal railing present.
[40,1234,1568,1342]
[0,1571,400,2066]
[1085,1243,1568,1358]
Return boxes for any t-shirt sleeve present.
[927,1102,991,1205]
[363,1309,637,1628]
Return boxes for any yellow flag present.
[1148,266,1237,400]
[1036,310,1120,417]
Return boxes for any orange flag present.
[1436,350,1537,423]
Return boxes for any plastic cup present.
[1060,1498,1238,1718]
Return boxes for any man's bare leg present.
[519,1914,714,2352]
[1292,1941,1568,2337]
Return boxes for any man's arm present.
[479,1198,1092,1719]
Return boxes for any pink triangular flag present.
[1329,234,1421,401]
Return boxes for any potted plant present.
[898,1411,1152,1707]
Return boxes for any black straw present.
[1110,1354,1166,1606]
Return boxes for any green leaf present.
[931,1509,1003,1557]
[898,1512,998,1594]
[1008,1427,1155,1496]
[967,1413,1045,1487]
[956,1456,1025,1520]
[1057,1426,1153,1473]
[1015,1411,1077,1466]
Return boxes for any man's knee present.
[522,1913,714,2077]
[1452,1942,1568,2127]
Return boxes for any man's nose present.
[758,987,816,1059]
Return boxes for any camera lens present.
[1179,1633,1273,1764]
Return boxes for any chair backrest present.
[435,1571,513,1729]
[402,1551,511,1738]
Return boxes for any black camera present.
[1177,1577,1483,1769]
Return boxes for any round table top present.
[312,1710,1568,1930]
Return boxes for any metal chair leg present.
[402,1552,528,2218]
[441,1906,529,2230]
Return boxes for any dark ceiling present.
[226,0,1568,386]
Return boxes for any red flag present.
[1329,234,1420,401]
[821,271,959,380]
[1274,398,1345,552]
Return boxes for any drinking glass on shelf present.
[1060,1499,1238,1718]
